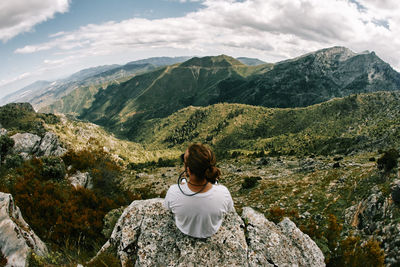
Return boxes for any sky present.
[1,0,400,99]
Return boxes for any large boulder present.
[11,131,66,159]
[36,132,66,157]
[0,192,48,267]
[91,198,325,267]
[243,207,325,266]
[11,133,41,159]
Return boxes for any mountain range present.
[77,46,400,139]
[0,56,191,111]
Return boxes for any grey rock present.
[11,133,41,158]
[242,207,325,267]
[91,199,325,267]
[36,131,66,157]
[344,186,400,266]
[0,192,48,267]
[11,131,66,159]
[68,171,93,189]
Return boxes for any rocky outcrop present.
[92,198,325,266]
[243,207,325,266]
[68,171,93,189]
[36,132,67,157]
[11,133,42,159]
[11,131,66,159]
[0,192,48,267]
[344,183,400,266]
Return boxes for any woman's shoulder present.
[213,184,231,194]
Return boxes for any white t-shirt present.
[163,182,234,238]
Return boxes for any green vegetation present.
[0,103,59,136]
[133,92,400,159]
[0,147,138,264]
[377,148,399,173]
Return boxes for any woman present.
[164,143,234,238]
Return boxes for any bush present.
[377,149,399,173]
[241,176,261,190]
[7,150,135,252]
[41,156,66,181]
[0,134,14,162]
[5,154,23,169]
[328,236,385,267]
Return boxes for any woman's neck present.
[187,175,212,193]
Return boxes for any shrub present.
[392,183,400,204]
[5,154,23,169]
[9,150,134,252]
[0,134,14,162]
[41,156,66,181]
[328,236,385,267]
[268,206,286,224]
[241,176,261,190]
[377,149,399,173]
[325,214,343,253]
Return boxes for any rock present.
[11,133,41,159]
[0,192,48,267]
[0,127,6,136]
[36,132,66,157]
[344,187,400,266]
[11,131,66,159]
[91,198,325,266]
[68,171,93,189]
[242,208,324,266]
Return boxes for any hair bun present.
[205,165,221,184]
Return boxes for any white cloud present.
[12,0,400,70]
[0,0,70,42]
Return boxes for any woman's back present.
[164,183,234,238]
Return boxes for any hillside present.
[135,91,400,156]
[79,55,267,137]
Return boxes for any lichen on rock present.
[92,198,325,267]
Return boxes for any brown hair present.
[185,143,220,184]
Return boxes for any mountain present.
[0,57,192,112]
[0,81,51,106]
[79,55,267,137]
[236,57,266,66]
[78,47,400,140]
[216,46,400,107]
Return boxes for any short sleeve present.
[164,187,173,211]
[223,186,234,212]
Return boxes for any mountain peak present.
[180,55,244,68]
[309,46,357,62]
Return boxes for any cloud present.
[12,0,400,70]
[0,0,70,42]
